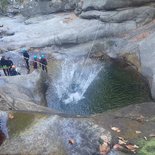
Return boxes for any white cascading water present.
[51,58,103,104]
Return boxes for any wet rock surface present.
[1,0,80,16]
[0,102,155,154]
[0,70,54,113]
[92,102,155,154]
[0,71,47,105]
[0,93,53,113]
[21,0,80,17]
[0,111,111,155]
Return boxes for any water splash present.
[50,58,103,105]
[46,56,151,115]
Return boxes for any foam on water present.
[63,92,84,104]
[52,58,103,104]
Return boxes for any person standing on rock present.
[6,57,13,76]
[22,48,30,73]
[0,56,8,76]
[39,55,48,72]
[33,55,38,70]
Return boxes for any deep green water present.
[47,60,151,116]
[85,62,151,114]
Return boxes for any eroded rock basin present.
[46,57,151,116]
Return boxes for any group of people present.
[22,48,48,73]
[0,48,48,76]
[32,54,48,72]
[0,56,20,76]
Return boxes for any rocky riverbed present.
[1,0,155,154]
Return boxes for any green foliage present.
[8,112,35,137]
[0,0,25,13]
[0,0,8,13]
[137,138,155,155]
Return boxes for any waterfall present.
[47,57,103,106]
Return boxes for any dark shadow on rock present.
[0,130,5,146]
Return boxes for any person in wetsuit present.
[0,56,8,76]
[39,55,48,72]
[6,57,13,76]
[33,55,38,70]
[22,48,30,73]
[10,65,20,76]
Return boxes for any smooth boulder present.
[0,71,47,106]
[81,0,155,11]
[80,6,155,26]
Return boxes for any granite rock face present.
[1,101,155,155]
[0,13,136,51]
[0,113,111,155]
[80,6,155,26]
[139,31,155,99]
[80,0,155,11]
[1,0,80,16]
[0,71,47,106]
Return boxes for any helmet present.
[21,48,27,53]
[41,54,45,58]
[12,65,16,68]
[34,55,37,59]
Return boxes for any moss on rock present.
[8,112,46,137]
[137,138,155,155]
[0,0,8,13]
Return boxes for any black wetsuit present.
[6,59,13,76]
[23,51,30,71]
[0,58,8,76]
[10,68,20,76]
[33,61,38,69]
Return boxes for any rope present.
[83,21,101,66]
[77,20,101,80]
